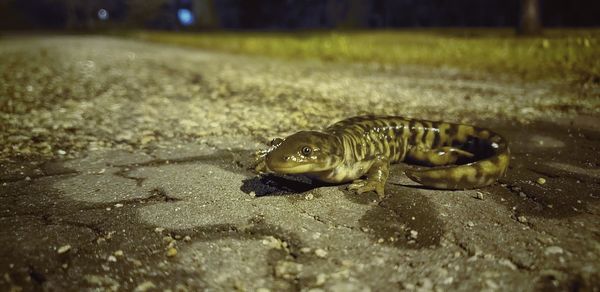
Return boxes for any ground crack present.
[298,208,328,226]
[143,187,180,203]
[113,166,146,187]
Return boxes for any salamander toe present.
[348,179,386,198]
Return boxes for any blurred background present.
[0,1,598,89]
[1,0,599,32]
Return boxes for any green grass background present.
[131,29,599,85]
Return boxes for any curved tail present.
[404,125,510,190]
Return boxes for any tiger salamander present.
[255,115,509,197]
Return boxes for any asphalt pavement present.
[0,35,599,291]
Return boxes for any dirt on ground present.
[0,35,599,291]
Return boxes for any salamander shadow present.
[346,185,444,249]
[393,183,446,191]
[240,174,333,197]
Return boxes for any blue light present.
[97,8,109,20]
[177,8,195,26]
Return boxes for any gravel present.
[1,35,598,161]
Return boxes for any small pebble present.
[183,235,192,242]
[57,149,66,155]
[403,283,416,290]
[305,193,314,200]
[140,135,155,145]
[466,221,475,227]
[114,203,123,208]
[545,246,563,255]
[419,278,433,289]
[154,227,164,234]
[517,215,527,223]
[498,258,517,270]
[57,244,71,254]
[409,230,419,239]
[162,236,174,243]
[300,247,311,254]
[511,250,535,269]
[475,192,484,200]
[314,248,328,258]
[134,281,156,292]
[262,236,283,249]
[315,273,327,285]
[114,250,124,257]
[107,255,117,262]
[274,261,303,279]
[486,279,499,289]
[166,247,177,257]
[536,177,546,185]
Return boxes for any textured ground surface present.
[0,35,599,291]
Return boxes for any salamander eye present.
[301,146,312,156]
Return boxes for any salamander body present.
[255,115,510,197]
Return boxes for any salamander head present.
[266,131,343,174]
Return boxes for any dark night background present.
[1,0,599,31]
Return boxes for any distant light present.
[98,9,109,20]
[177,8,195,26]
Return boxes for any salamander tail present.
[405,132,510,190]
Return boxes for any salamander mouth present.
[266,162,317,174]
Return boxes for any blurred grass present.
[131,29,599,85]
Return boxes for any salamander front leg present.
[348,156,390,198]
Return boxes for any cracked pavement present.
[1,35,600,291]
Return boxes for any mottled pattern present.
[257,115,510,197]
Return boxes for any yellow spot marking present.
[452,166,477,183]
[456,125,475,143]
[424,169,443,179]
[414,122,425,146]
[425,123,436,147]
[479,130,490,140]
[479,160,497,174]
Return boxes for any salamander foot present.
[348,179,385,198]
